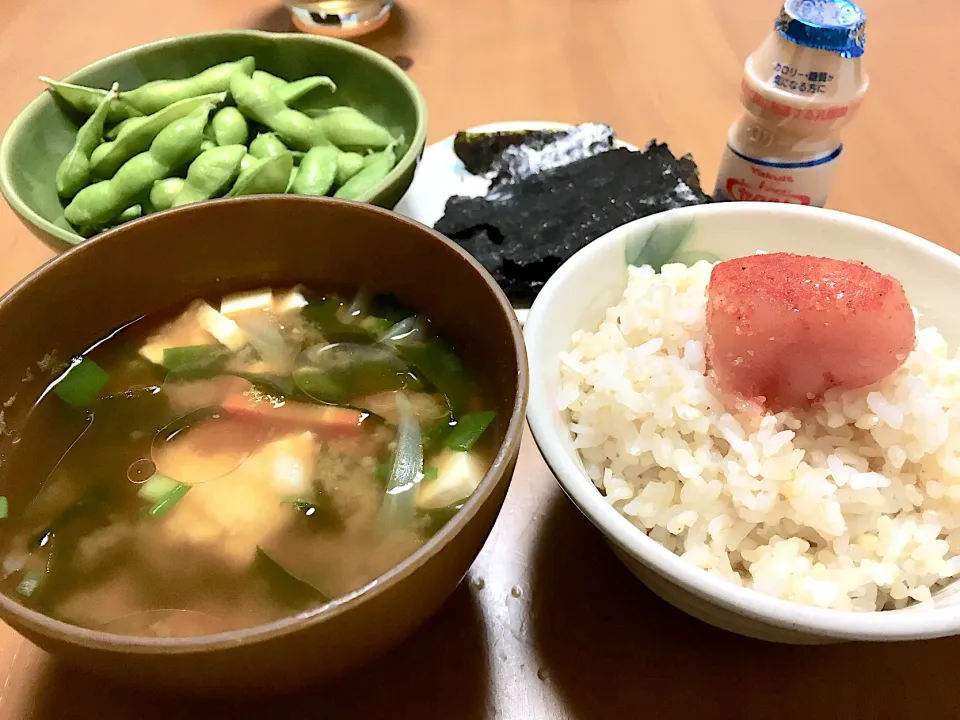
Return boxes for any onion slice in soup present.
[378,394,424,529]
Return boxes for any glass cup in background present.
[284,0,395,38]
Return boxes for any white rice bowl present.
[559,260,960,612]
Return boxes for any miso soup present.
[0,288,497,637]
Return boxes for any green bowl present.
[0,30,428,252]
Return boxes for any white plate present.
[394,121,637,325]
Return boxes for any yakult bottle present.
[714,0,868,206]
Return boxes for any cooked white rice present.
[559,260,960,611]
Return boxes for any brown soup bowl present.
[0,196,528,692]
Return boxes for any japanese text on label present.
[771,64,835,94]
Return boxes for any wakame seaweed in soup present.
[0,287,496,637]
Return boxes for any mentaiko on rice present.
[558,260,960,611]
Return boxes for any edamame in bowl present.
[0,30,427,251]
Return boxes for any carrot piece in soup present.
[220,389,365,436]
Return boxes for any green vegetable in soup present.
[421,502,464,536]
[162,344,226,372]
[145,482,190,518]
[0,497,7,520]
[231,371,294,397]
[360,316,393,338]
[444,411,496,452]
[256,545,332,601]
[293,343,411,404]
[54,357,110,408]
[396,339,470,417]
[421,420,454,453]
[137,474,180,504]
[300,294,373,343]
[379,315,472,416]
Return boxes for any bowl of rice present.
[524,202,960,643]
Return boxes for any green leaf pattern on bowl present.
[624,216,720,270]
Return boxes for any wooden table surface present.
[1,1,960,718]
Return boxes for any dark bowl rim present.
[0,195,528,654]
[0,29,429,249]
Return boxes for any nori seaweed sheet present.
[453,123,616,190]
[435,142,712,306]
[454,128,569,175]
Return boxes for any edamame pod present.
[78,204,143,237]
[318,107,393,150]
[211,106,248,146]
[226,153,293,197]
[249,132,290,160]
[172,144,247,207]
[239,154,257,173]
[251,70,284,91]
[252,71,337,105]
[249,133,294,191]
[112,205,143,224]
[304,106,352,119]
[335,152,365,186]
[121,57,255,114]
[149,177,186,211]
[104,115,145,141]
[91,92,226,179]
[56,83,120,199]
[334,144,396,200]
[281,76,336,105]
[40,76,143,123]
[291,145,339,196]
[90,142,111,168]
[230,73,326,151]
[65,103,214,229]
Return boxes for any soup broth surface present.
[0,287,496,636]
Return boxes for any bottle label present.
[713,144,842,206]
[741,80,860,123]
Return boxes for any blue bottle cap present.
[775,0,866,58]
